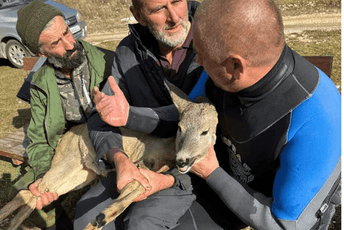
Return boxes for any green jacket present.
[26,40,108,180]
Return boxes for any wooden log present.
[0,127,28,162]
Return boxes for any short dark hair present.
[195,0,285,67]
[131,0,143,10]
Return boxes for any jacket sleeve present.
[87,112,124,162]
[25,87,55,181]
[206,106,341,230]
[101,77,180,137]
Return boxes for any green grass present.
[0,156,23,202]
[55,0,132,34]
[54,0,341,33]
[276,0,341,16]
[0,64,30,139]
[286,29,341,88]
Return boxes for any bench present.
[0,56,40,164]
[0,55,335,164]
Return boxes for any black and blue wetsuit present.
[85,40,340,229]
[190,45,341,229]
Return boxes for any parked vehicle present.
[0,0,87,68]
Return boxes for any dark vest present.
[207,46,319,196]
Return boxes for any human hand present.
[11,158,23,166]
[133,168,175,202]
[29,178,58,210]
[191,144,219,180]
[93,76,129,127]
[114,152,152,194]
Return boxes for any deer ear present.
[164,80,191,114]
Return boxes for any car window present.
[0,0,33,9]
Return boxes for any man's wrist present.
[161,172,178,187]
[112,148,129,158]
[106,148,129,166]
[204,166,220,181]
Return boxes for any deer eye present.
[201,130,209,136]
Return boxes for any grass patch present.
[0,62,30,139]
[286,29,341,89]
[277,0,341,16]
[96,40,121,51]
[55,0,132,34]
[0,157,23,201]
[53,0,341,35]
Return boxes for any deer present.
[0,80,218,230]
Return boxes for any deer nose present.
[177,158,190,168]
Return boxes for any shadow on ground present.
[12,109,31,129]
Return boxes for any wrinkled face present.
[39,16,85,69]
[175,102,218,174]
[193,25,240,92]
[139,0,189,48]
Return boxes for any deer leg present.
[0,195,24,221]
[83,165,170,230]
[8,202,35,230]
[0,190,35,222]
[0,190,36,230]
[83,180,145,230]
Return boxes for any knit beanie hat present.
[16,0,63,55]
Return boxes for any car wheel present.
[5,40,31,68]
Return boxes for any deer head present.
[165,80,218,174]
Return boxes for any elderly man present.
[13,1,109,229]
[184,0,341,229]
[74,0,206,229]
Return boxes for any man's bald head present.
[194,0,285,67]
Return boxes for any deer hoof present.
[91,213,107,228]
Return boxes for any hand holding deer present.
[190,144,219,180]
[112,151,151,193]
[133,168,175,202]
[29,178,58,210]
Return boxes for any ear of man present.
[225,55,245,80]
[130,6,147,26]
[38,51,47,58]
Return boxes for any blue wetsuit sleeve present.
[206,71,341,229]
[271,70,341,227]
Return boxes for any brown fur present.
[0,81,218,230]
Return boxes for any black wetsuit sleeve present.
[101,77,179,138]
[87,112,124,161]
[125,105,179,137]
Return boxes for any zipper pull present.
[81,73,84,97]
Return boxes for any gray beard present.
[148,18,189,48]
[46,41,86,69]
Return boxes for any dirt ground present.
[83,13,341,45]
